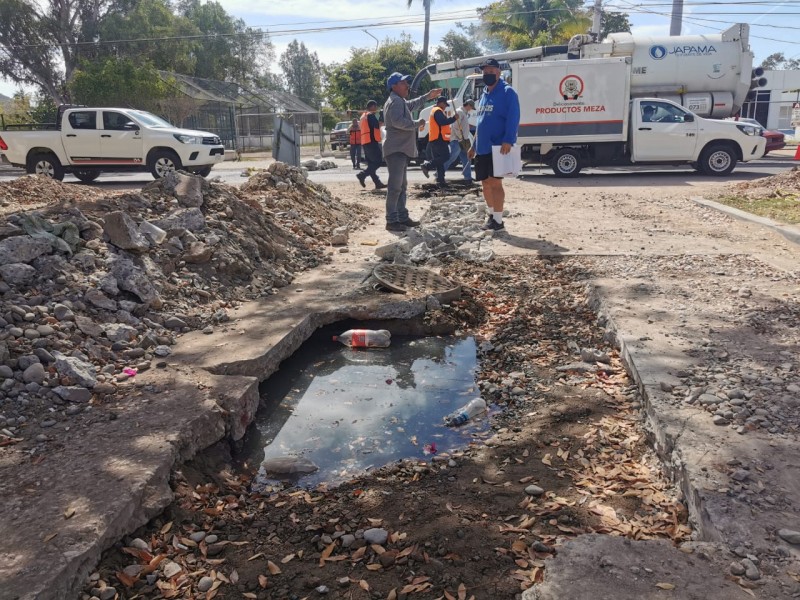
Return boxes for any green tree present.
[431,30,483,63]
[478,0,590,50]
[760,52,800,70]
[407,0,433,64]
[600,11,631,39]
[69,57,174,111]
[280,40,322,108]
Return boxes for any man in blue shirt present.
[468,58,521,231]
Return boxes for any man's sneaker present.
[481,216,496,230]
[374,181,387,190]
[386,222,408,232]
[356,173,366,188]
[488,219,505,231]
[420,163,430,178]
[401,218,420,227]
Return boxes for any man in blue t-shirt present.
[468,58,521,231]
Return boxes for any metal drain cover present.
[372,264,461,302]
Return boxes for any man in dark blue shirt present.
[468,58,521,231]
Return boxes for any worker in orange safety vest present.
[348,118,362,168]
[356,100,386,190]
[420,95,458,187]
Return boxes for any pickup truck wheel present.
[699,144,736,176]
[149,150,182,179]
[331,143,338,151]
[192,166,212,177]
[551,148,582,177]
[28,153,64,181]
[74,170,100,183]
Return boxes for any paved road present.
[0,152,796,191]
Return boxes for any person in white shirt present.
[443,98,475,184]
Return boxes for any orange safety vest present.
[428,106,451,142]
[349,127,360,145]
[360,112,381,144]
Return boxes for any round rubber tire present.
[149,150,182,179]
[551,148,582,177]
[699,144,736,176]
[74,170,101,183]
[28,153,65,181]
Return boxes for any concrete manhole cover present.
[373,264,461,302]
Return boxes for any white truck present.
[0,106,226,182]
[414,24,767,175]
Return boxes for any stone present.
[110,257,161,308]
[712,415,730,426]
[53,304,74,321]
[53,352,97,388]
[730,562,746,576]
[161,171,205,208]
[130,538,150,551]
[154,345,172,357]
[778,529,800,545]
[340,534,355,548]
[165,316,188,330]
[205,534,218,544]
[103,212,150,251]
[197,577,213,592]
[183,242,213,264]
[0,236,51,266]
[85,289,117,311]
[0,263,37,286]
[0,365,13,378]
[75,316,103,338]
[261,456,318,475]
[741,558,760,580]
[23,362,46,385]
[162,561,182,578]
[315,585,330,594]
[730,469,750,482]
[363,528,388,545]
[53,386,92,403]
[99,587,117,600]
[330,226,348,246]
[104,323,137,343]
[139,220,167,245]
[189,531,206,543]
[525,484,545,497]
[155,208,206,232]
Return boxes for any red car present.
[734,118,786,154]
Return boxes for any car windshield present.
[128,110,174,128]
[335,122,349,130]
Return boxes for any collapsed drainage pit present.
[236,321,490,489]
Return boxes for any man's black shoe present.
[402,218,420,227]
[420,163,430,178]
[386,222,408,232]
[356,173,366,188]
[488,219,505,231]
[481,216,496,230]
[374,181,387,190]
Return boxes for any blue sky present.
[2,0,799,98]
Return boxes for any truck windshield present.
[128,110,174,128]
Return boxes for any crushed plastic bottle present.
[444,397,487,426]
[332,329,391,348]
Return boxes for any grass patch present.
[716,193,800,224]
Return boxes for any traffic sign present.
[792,102,800,126]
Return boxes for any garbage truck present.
[413,23,767,175]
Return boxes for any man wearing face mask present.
[469,58,520,231]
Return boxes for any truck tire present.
[699,144,736,176]
[28,153,65,181]
[331,143,338,150]
[149,150,182,179]
[551,148,582,177]
[193,166,212,177]
[74,170,100,183]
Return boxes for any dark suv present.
[329,121,350,150]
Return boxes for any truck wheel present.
[331,143,338,151]
[149,150,182,179]
[551,148,582,177]
[28,153,64,181]
[74,170,100,183]
[699,144,736,176]
[193,166,212,177]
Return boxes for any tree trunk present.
[422,0,431,63]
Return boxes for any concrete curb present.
[692,195,800,246]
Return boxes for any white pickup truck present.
[0,106,226,182]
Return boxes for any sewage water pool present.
[237,330,487,489]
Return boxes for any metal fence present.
[236,111,324,153]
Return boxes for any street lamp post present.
[363,30,379,51]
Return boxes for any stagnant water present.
[237,328,487,489]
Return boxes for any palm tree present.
[407,0,432,63]
[479,0,590,50]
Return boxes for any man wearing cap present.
[383,72,442,232]
[443,98,475,184]
[469,58,520,231]
[420,95,459,187]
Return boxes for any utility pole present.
[670,0,683,35]
[591,0,602,38]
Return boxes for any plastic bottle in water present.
[444,398,487,426]
[332,329,391,348]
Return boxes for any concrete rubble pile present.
[374,185,499,266]
[0,165,369,446]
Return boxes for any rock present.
[165,316,187,330]
[85,289,117,311]
[0,236,51,266]
[162,561,182,578]
[363,528,388,545]
[525,485,545,497]
[778,529,800,545]
[104,323,137,343]
[712,415,730,426]
[330,226,348,246]
[53,303,74,321]
[130,538,150,551]
[154,345,171,357]
[103,212,150,251]
[53,352,97,388]
[23,362,46,385]
[99,587,117,600]
[741,558,760,580]
[730,562,746,576]
[205,534,219,544]
[340,534,355,548]
[0,365,13,378]
[261,456,318,475]
[161,171,205,208]
[110,257,161,308]
[139,220,167,245]
[315,585,330,594]
[53,386,92,403]
[730,469,750,482]
[183,242,213,264]
[190,531,206,543]
[155,207,206,232]
[0,263,37,286]
[75,316,103,338]
[197,577,213,592]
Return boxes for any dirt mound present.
[726,165,800,199]
[0,175,107,212]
